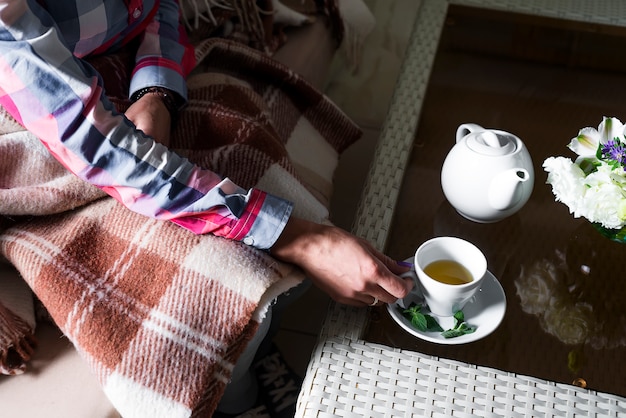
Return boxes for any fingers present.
[325,286,386,308]
[361,241,414,294]
[367,296,379,307]
[371,246,411,276]
[361,276,410,306]
[355,294,381,307]
[322,277,409,307]
[346,239,414,305]
[373,265,414,303]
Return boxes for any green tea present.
[424,259,473,285]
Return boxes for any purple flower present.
[601,140,626,166]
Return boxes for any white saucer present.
[387,268,506,344]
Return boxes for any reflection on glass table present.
[366,6,626,398]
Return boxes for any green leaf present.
[425,315,443,332]
[440,310,476,338]
[578,158,600,175]
[596,142,604,160]
[400,304,422,320]
[458,323,476,334]
[410,312,428,331]
[400,305,474,336]
[441,324,476,338]
[441,328,466,338]
[401,304,443,332]
[453,310,465,326]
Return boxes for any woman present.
[1,1,412,413]
[0,0,412,306]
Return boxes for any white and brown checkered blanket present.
[0,7,361,416]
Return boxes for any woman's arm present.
[0,0,292,250]
[270,217,414,306]
[129,0,193,115]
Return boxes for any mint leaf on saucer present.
[400,304,443,332]
[441,311,476,339]
[425,314,443,332]
[453,310,465,324]
[440,328,465,338]
[411,312,427,330]
[399,305,475,338]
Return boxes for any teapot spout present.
[488,168,531,211]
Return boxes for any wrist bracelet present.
[131,86,184,120]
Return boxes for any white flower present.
[543,156,586,207]
[599,116,626,143]
[568,127,600,158]
[544,117,626,230]
[543,157,626,229]
[577,165,626,228]
[567,116,626,158]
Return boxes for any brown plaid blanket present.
[0,4,361,416]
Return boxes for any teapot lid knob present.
[467,131,517,155]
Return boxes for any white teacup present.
[406,236,487,317]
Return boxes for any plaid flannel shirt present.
[0,0,293,249]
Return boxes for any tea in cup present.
[413,236,487,316]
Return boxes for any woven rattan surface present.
[299,337,626,417]
[297,0,626,416]
[452,0,626,26]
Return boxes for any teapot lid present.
[466,131,517,156]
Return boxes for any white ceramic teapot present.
[441,123,534,222]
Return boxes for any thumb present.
[369,249,414,293]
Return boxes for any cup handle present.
[400,269,417,282]
[397,270,418,309]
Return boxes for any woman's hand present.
[125,91,172,147]
[270,217,413,306]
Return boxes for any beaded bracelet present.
[131,86,184,121]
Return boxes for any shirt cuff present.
[242,192,294,250]
[129,64,187,104]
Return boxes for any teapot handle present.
[456,123,484,143]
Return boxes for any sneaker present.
[253,345,302,418]
[213,404,271,418]
[235,405,271,418]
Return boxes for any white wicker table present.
[296,1,626,416]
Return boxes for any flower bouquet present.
[543,116,626,240]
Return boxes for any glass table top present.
[364,5,626,398]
